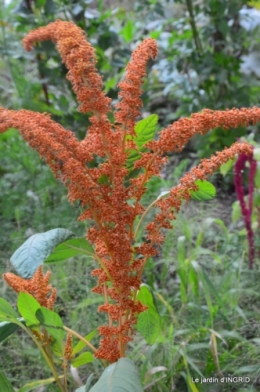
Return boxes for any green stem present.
[18,323,66,391]
[185,0,203,55]
[63,325,97,353]
[63,325,108,367]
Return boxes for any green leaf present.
[35,308,64,343]
[134,114,158,150]
[76,374,94,392]
[231,200,241,222]
[120,20,135,42]
[135,284,161,345]
[125,115,158,171]
[45,237,95,263]
[88,358,143,392]
[10,228,74,278]
[0,372,15,392]
[219,158,235,177]
[190,180,216,201]
[72,330,97,356]
[0,298,18,322]
[51,339,64,358]
[126,150,141,170]
[0,318,24,342]
[18,376,64,392]
[71,352,94,368]
[17,292,41,329]
[253,147,260,161]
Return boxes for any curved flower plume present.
[0,20,259,364]
[23,20,111,117]
[140,141,253,260]
[114,38,158,138]
[149,107,260,155]
[23,20,113,162]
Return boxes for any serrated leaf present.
[0,298,18,322]
[18,376,64,392]
[219,158,235,177]
[0,372,15,392]
[134,114,158,149]
[10,228,74,278]
[17,292,41,329]
[88,358,143,392]
[45,238,95,263]
[72,330,97,356]
[71,352,94,368]
[35,308,64,343]
[190,180,216,201]
[135,284,161,345]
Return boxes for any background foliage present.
[1,0,260,391]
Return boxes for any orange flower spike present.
[143,141,253,258]
[3,266,56,309]
[115,38,158,137]
[152,107,260,155]
[23,20,111,116]
[3,272,31,293]
[64,332,73,361]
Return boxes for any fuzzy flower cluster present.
[0,20,258,362]
[3,266,56,310]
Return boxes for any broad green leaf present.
[0,372,15,392]
[190,180,216,201]
[35,308,64,343]
[45,238,95,263]
[72,330,97,356]
[134,114,158,149]
[135,284,161,345]
[10,228,74,278]
[71,352,94,368]
[219,158,235,177]
[88,358,143,392]
[17,292,41,328]
[0,298,18,322]
[0,318,24,342]
[18,376,64,392]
